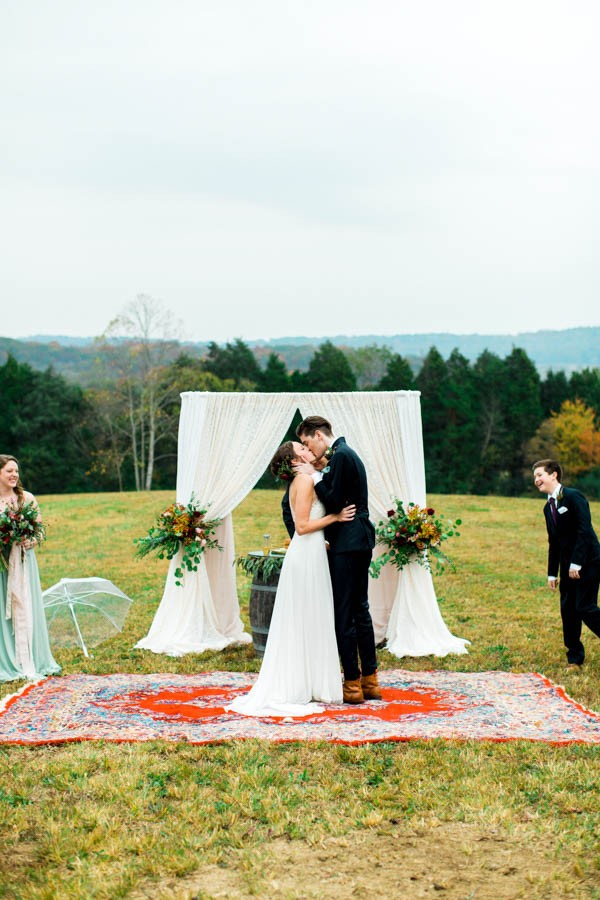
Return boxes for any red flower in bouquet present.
[370,498,461,579]
[0,501,46,570]
[135,495,222,586]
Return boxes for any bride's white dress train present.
[226,498,343,717]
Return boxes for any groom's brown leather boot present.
[343,677,364,704]
[361,670,382,700]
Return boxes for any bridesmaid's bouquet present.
[0,501,46,570]
[135,496,222,585]
[370,499,461,578]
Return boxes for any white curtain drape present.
[296,393,469,655]
[136,392,297,655]
[136,390,468,659]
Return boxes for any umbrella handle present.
[69,602,90,658]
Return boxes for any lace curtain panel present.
[136,393,297,655]
[136,391,468,658]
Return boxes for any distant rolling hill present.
[2,326,599,383]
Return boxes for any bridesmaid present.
[0,454,60,682]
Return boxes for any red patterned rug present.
[1,670,599,745]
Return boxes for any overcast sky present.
[2,1,599,343]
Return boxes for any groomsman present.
[533,459,600,667]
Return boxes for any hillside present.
[2,326,599,382]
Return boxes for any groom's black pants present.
[328,550,377,681]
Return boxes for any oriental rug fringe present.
[1,669,599,746]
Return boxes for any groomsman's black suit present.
[543,486,600,665]
[313,437,377,681]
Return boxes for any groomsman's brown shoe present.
[361,670,382,700]
[343,678,364,704]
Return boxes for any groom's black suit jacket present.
[314,437,375,554]
[544,486,600,583]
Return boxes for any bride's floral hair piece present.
[270,441,297,482]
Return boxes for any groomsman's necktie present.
[549,496,558,524]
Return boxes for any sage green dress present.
[0,549,61,682]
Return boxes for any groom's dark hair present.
[296,416,333,438]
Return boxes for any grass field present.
[1,490,599,898]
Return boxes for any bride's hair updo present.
[0,454,25,506]
[270,441,297,482]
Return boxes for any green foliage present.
[135,497,222,585]
[303,340,357,391]
[541,369,571,417]
[236,552,286,581]
[259,352,291,391]
[416,347,451,489]
[203,339,263,389]
[0,355,90,493]
[502,348,543,487]
[376,353,416,391]
[5,328,600,499]
[573,466,600,499]
[344,345,394,389]
[570,368,600,425]
[370,499,461,578]
[443,349,480,492]
[0,500,46,570]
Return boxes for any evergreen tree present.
[443,349,479,492]
[541,370,571,417]
[289,369,309,390]
[203,339,263,389]
[502,348,543,491]
[260,353,291,392]
[472,350,510,492]
[569,368,600,422]
[416,347,450,491]
[0,355,90,493]
[303,341,357,391]
[376,353,416,391]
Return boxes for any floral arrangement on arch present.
[369,498,461,579]
[135,496,222,586]
[0,501,46,571]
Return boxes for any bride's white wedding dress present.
[226,497,343,717]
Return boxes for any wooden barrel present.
[249,571,280,658]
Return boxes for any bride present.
[226,441,355,718]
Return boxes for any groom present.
[294,416,381,703]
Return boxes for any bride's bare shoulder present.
[290,474,314,501]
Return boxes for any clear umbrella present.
[42,577,133,657]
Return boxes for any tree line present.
[2,304,599,498]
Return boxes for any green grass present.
[1,490,599,897]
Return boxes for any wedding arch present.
[135,391,469,658]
